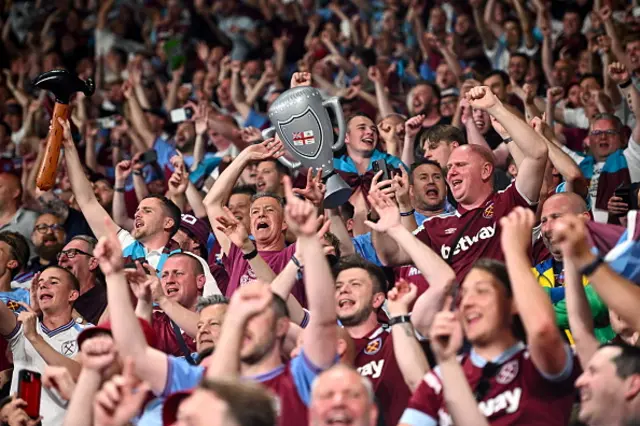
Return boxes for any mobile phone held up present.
[372,159,391,182]
[18,369,41,419]
[170,107,194,124]
[136,150,158,165]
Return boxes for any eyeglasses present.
[590,129,619,138]
[34,224,64,234]
[57,248,92,261]
[474,362,500,401]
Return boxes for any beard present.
[36,239,64,262]
[338,305,374,327]
[240,335,277,365]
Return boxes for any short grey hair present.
[196,294,230,312]
[311,365,375,403]
[69,235,98,255]
[251,192,285,207]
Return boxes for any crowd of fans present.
[0,0,639,425]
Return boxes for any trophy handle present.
[262,126,302,170]
[322,97,346,152]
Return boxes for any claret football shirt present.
[400,342,579,426]
[414,184,534,280]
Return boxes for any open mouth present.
[451,179,462,189]
[324,412,354,425]
[135,219,144,229]
[425,187,438,197]
[338,299,355,309]
[165,286,179,296]
[465,312,481,326]
[39,294,53,302]
[256,221,269,230]
[256,180,266,191]
[361,137,374,146]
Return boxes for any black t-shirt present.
[74,282,107,325]
[64,208,94,242]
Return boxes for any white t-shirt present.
[7,319,90,426]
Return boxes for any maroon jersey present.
[415,184,532,280]
[353,325,412,426]
[222,243,307,307]
[394,265,430,297]
[151,311,196,357]
[400,342,579,425]
[251,352,326,426]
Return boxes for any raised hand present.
[168,167,188,195]
[499,206,536,255]
[240,126,263,144]
[291,72,311,88]
[292,168,326,207]
[93,358,151,426]
[607,195,629,216]
[283,176,320,237]
[523,83,536,105]
[215,206,253,252]
[552,214,593,267]
[17,310,38,341]
[393,166,411,209]
[42,366,76,401]
[115,160,132,182]
[57,117,74,150]
[547,87,564,105]
[245,137,285,161]
[194,102,209,136]
[429,297,463,363]
[365,190,401,233]
[460,98,472,125]
[94,217,124,276]
[466,86,501,111]
[598,5,612,21]
[80,336,117,373]
[29,272,42,315]
[369,170,396,201]
[387,279,418,316]
[404,114,425,139]
[367,66,382,84]
[228,280,274,324]
[124,261,155,303]
[609,62,631,85]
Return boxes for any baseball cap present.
[77,318,157,350]
[179,214,211,251]
[441,88,460,98]
[162,390,192,425]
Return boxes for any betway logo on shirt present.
[441,224,496,260]
[437,387,522,425]
[357,360,384,379]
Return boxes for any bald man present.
[309,364,379,426]
[534,192,615,343]
[0,173,37,250]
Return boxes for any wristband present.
[242,247,259,260]
[133,170,143,176]
[114,187,125,193]
[400,209,415,217]
[579,256,605,277]
[502,137,513,143]
[619,79,633,89]
[388,315,411,327]
[291,255,302,269]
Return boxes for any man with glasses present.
[558,113,640,223]
[25,213,66,278]
[57,235,107,324]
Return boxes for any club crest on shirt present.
[364,337,382,355]
[495,360,519,385]
[61,340,77,356]
[5,301,19,311]
[444,228,457,235]
[483,203,495,219]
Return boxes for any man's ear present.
[69,289,80,303]
[625,375,640,400]
[481,162,494,181]
[6,259,18,273]
[196,274,206,292]
[336,338,347,358]
[345,133,351,145]
[88,257,99,272]
[276,316,290,339]
[164,217,175,234]
[372,292,386,310]
[451,141,460,149]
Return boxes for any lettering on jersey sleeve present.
[441,224,496,259]
[357,360,384,379]
[424,371,442,395]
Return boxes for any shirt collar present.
[469,341,525,368]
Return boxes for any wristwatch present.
[388,315,411,327]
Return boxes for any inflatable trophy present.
[262,86,351,208]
